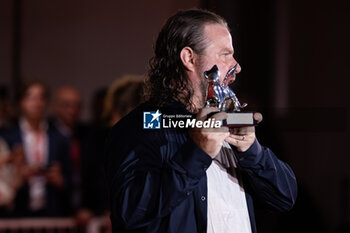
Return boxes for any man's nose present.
[232,57,241,74]
[235,63,241,74]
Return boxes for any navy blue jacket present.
[3,123,72,217]
[105,99,297,233]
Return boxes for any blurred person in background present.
[0,86,23,217]
[3,80,71,217]
[86,75,145,223]
[50,86,93,224]
[51,85,110,225]
[51,86,83,140]
[103,75,145,127]
[0,139,23,217]
[87,75,144,231]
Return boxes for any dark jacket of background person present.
[50,85,111,218]
[105,99,297,233]
[50,120,109,216]
[4,123,71,217]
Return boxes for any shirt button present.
[201,196,206,201]
[186,191,192,196]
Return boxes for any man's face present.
[195,23,241,106]
[21,84,47,121]
[53,88,82,127]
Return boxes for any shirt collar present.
[19,117,48,133]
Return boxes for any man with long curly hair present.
[105,9,297,233]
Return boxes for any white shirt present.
[20,118,49,167]
[20,118,49,211]
[206,142,252,233]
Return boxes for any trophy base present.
[222,112,257,127]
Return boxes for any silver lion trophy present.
[204,64,257,127]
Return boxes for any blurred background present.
[0,0,349,233]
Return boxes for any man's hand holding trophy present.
[204,64,257,127]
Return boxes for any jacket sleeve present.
[234,139,297,212]
[106,131,212,229]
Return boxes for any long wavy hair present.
[145,9,227,110]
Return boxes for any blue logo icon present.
[143,110,161,129]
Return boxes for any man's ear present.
[180,46,196,72]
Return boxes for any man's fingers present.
[254,112,263,123]
[209,111,227,121]
[196,107,228,124]
[225,136,242,146]
[229,126,255,135]
[225,133,256,152]
[196,107,219,120]
[228,134,249,141]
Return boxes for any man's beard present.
[185,71,208,114]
